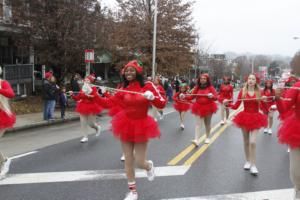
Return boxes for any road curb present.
[6,116,80,133]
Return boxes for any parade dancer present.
[181,73,218,146]
[218,76,233,125]
[70,74,102,143]
[0,66,16,177]
[152,76,166,121]
[261,80,276,135]
[225,74,267,175]
[275,81,300,200]
[172,83,191,130]
[102,89,126,161]
[103,60,166,200]
[277,76,299,121]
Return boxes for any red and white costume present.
[277,89,295,121]
[277,81,300,149]
[186,85,218,117]
[173,91,191,112]
[277,77,299,121]
[218,83,233,103]
[107,81,166,143]
[260,88,275,115]
[230,90,267,132]
[72,86,103,115]
[0,80,16,129]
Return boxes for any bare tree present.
[291,51,300,75]
[13,0,108,81]
[112,0,196,76]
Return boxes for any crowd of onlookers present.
[42,72,241,121]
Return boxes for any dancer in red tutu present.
[261,79,276,135]
[152,76,166,121]
[218,76,233,125]
[181,73,218,146]
[173,83,191,130]
[70,74,102,143]
[0,66,16,177]
[277,76,299,121]
[225,74,267,175]
[275,80,300,200]
[104,60,166,200]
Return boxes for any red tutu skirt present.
[76,102,103,115]
[173,102,190,112]
[278,114,300,149]
[232,111,267,132]
[0,110,16,129]
[111,111,160,143]
[278,110,294,121]
[191,102,218,117]
[108,106,123,117]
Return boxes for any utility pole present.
[152,0,158,80]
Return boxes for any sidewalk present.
[6,103,174,133]
[6,110,81,133]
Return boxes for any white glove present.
[99,86,106,93]
[96,76,102,81]
[143,91,155,100]
[271,105,277,110]
[207,93,213,98]
[179,93,185,99]
[82,83,92,95]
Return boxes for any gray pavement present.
[0,102,293,200]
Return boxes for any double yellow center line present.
[167,108,242,166]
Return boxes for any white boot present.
[95,125,101,137]
[191,126,201,146]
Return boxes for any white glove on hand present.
[207,93,213,98]
[82,83,92,95]
[96,77,102,81]
[143,91,155,100]
[271,105,277,110]
[179,93,185,99]
[99,86,106,93]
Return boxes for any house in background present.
[0,0,34,98]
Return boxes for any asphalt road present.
[0,102,293,200]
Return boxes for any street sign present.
[85,49,94,63]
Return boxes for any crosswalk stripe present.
[0,165,190,185]
[161,188,295,200]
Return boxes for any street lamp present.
[251,56,256,74]
[152,0,158,80]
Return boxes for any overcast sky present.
[101,0,300,57]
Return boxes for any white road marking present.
[162,188,295,200]
[9,151,38,160]
[0,151,38,179]
[0,165,190,185]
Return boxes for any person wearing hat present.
[42,71,59,120]
[0,66,16,178]
[152,76,166,121]
[261,79,276,135]
[172,83,191,130]
[69,74,102,143]
[218,76,233,125]
[275,79,300,200]
[180,73,218,146]
[225,74,267,175]
[277,76,299,121]
[101,60,166,200]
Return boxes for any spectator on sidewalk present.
[165,81,173,103]
[42,72,59,121]
[0,66,16,178]
[59,86,68,120]
[70,73,82,94]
